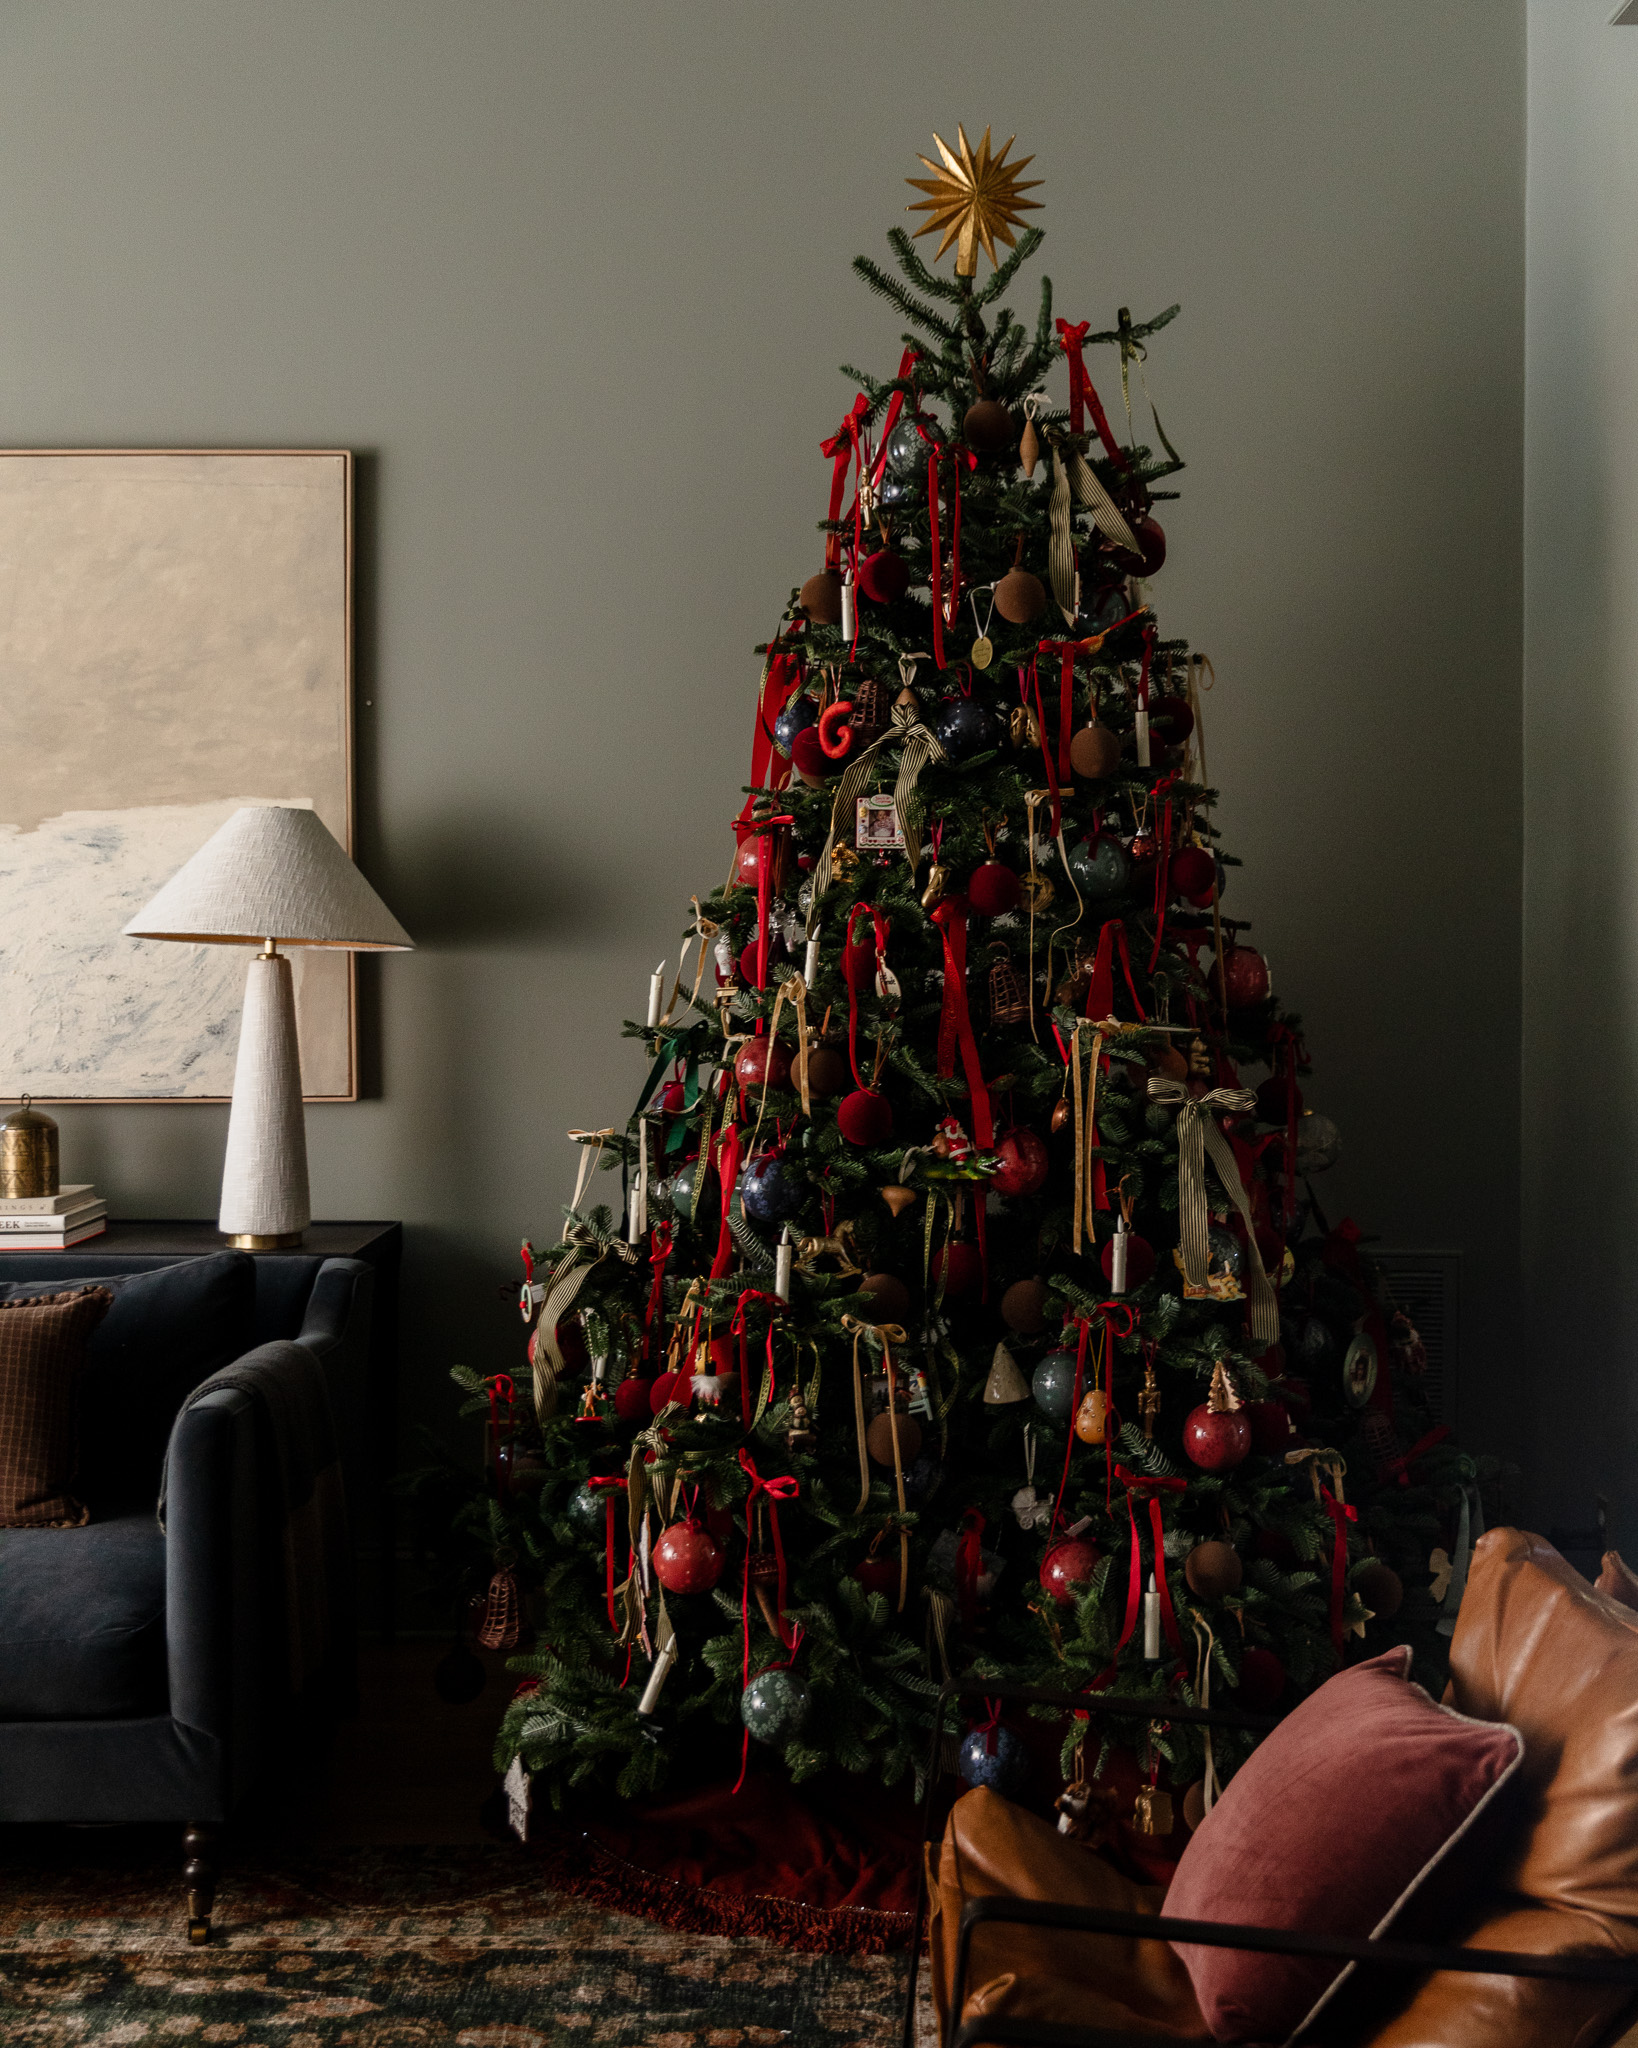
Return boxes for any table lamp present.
[125,805,413,1248]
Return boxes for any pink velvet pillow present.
[1165,1645,1521,2043]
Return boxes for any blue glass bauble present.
[1031,1350,1078,1421]
[1292,1313,1336,1369]
[958,1725,1030,1798]
[1081,581,1131,632]
[567,1483,606,1538]
[884,418,929,480]
[877,475,919,507]
[740,1666,812,1746]
[1067,835,1130,899]
[1209,1223,1244,1278]
[934,696,1000,764]
[740,1153,802,1224]
[670,1158,716,1221]
[902,1447,943,1508]
[773,695,817,759]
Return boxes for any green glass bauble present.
[740,1666,811,1747]
[670,1158,717,1221]
[566,1483,606,1538]
[1031,1350,1078,1421]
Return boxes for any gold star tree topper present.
[906,125,1043,277]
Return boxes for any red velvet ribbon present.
[868,348,921,489]
[929,895,994,1148]
[642,1224,673,1365]
[1037,637,1096,790]
[1267,1024,1306,1229]
[1021,659,1063,837]
[1148,767,1176,973]
[733,1447,801,1793]
[1086,920,1147,1024]
[588,1474,630,1632]
[974,1694,1003,1755]
[1047,1316,1094,1539]
[738,644,803,829]
[1379,1424,1451,1488]
[955,1508,986,1628]
[1055,318,1130,470]
[739,812,792,1002]
[710,1121,743,1282]
[1320,1483,1359,1650]
[730,1287,786,1430]
[1112,1466,1187,1660]
[486,1374,515,1494]
[820,395,868,574]
[844,902,888,1092]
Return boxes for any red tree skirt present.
[522,1761,922,1955]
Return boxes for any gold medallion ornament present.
[906,126,1043,276]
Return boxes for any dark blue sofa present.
[0,1249,370,1940]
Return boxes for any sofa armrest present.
[165,1384,262,1759]
[298,1256,373,1367]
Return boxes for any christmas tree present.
[431,129,1498,1821]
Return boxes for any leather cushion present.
[928,1785,1208,2041]
[0,1253,255,1513]
[0,1286,114,1527]
[1165,1645,1521,2043]
[0,1510,166,1715]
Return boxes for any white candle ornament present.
[1143,1571,1161,1659]
[646,961,665,1029]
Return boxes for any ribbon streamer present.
[1056,317,1131,470]
[1046,437,1139,621]
[955,1509,985,1630]
[1086,920,1146,1024]
[1146,1077,1279,1344]
[1319,1479,1359,1652]
[733,1447,801,1794]
[1111,1465,1187,1661]
[929,895,994,1149]
[820,395,868,573]
[588,1474,631,1633]
[730,1287,786,1431]
[1192,1615,1220,1814]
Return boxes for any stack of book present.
[0,1185,107,1250]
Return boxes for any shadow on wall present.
[388,810,621,951]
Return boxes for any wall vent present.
[1371,1250,1461,1430]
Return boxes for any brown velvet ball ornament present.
[1355,1559,1405,1621]
[963,398,1015,454]
[1184,1540,1244,1599]
[804,1047,850,1100]
[1069,723,1121,779]
[800,569,844,624]
[1000,1276,1048,1335]
[994,566,1048,625]
[1154,1043,1189,1082]
[856,1272,911,1324]
[866,1410,922,1467]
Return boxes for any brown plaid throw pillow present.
[0,1286,115,1527]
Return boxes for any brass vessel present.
[0,1097,59,1198]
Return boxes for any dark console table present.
[21,1220,404,1634]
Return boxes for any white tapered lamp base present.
[218,951,310,1249]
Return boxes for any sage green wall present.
[1524,2,1638,1548]
[0,5,1525,1509]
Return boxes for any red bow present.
[1055,317,1129,470]
[929,896,994,1148]
[1112,1465,1188,1663]
[642,1223,673,1366]
[1320,1483,1359,1650]
[588,1475,630,1632]
[820,394,869,575]
[737,647,803,829]
[868,348,920,489]
[486,1374,516,1494]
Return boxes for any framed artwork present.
[0,449,356,1102]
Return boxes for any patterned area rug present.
[0,1834,930,2047]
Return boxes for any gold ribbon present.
[566,1127,618,1212]
[1146,1076,1278,1344]
[1069,1024,1105,1257]
[751,972,812,1153]
[1284,1445,1346,1504]
[841,1314,911,1608]
[1047,435,1140,622]
[808,698,948,924]
[532,1222,638,1419]
[1192,1615,1220,1814]
[923,1585,955,1684]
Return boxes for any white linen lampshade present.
[125,805,413,1246]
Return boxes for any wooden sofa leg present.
[183,1824,218,1945]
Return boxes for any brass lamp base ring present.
[224,1231,305,1251]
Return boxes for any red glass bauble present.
[649,1371,682,1415]
[1169,845,1215,898]
[855,1555,901,1598]
[1111,513,1167,578]
[659,1080,687,1116]
[1220,946,1271,1010]
[791,727,829,778]
[990,1125,1049,1199]
[614,1377,654,1424]
[967,861,1021,916]
[933,1241,982,1299]
[1099,1232,1156,1286]
[1040,1538,1100,1606]
[1234,1647,1286,1709]
[735,838,766,887]
[1248,1398,1292,1455]
[653,1519,725,1595]
[838,1088,893,1146]
[859,548,910,604]
[735,1037,792,1093]
[1182,1401,1253,1472]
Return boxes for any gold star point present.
[906,124,1043,276]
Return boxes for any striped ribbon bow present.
[1146,1077,1279,1345]
[806,697,947,918]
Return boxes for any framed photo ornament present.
[855,794,905,853]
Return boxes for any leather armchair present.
[0,1252,369,1940]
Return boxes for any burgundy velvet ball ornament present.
[1255,1075,1302,1124]
[967,860,1021,916]
[790,726,830,780]
[990,1126,1049,1199]
[932,1241,982,1299]
[1182,1362,1253,1472]
[1169,845,1215,899]
[1040,1538,1099,1606]
[859,548,911,604]
[1234,1646,1287,1710]
[963,397,1015,454]
[1110,512,1167,578]
[1220,946,1271,1010]
[855,1554,901,1599]
[838,1087,893,1146]
[659,1079,688,1117]
[1150,693,1194,747]
[1100,1231,1156,1286]
[653,1519,725,1595]
[735,1037,792,1094]
[614,1377,654,1425]
[648,1370,682,1415]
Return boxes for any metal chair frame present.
[903,1678,1638,2048]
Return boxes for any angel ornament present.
[1012,1426,1053,1531]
